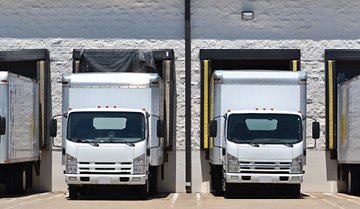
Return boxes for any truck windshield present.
[67,112,145,143]
[227,113,302,145]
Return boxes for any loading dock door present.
[199,49,301,152]
[0,49,51,150]
[325,49,360,159]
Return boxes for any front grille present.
[239,161,291,174]
[78,162,132,175]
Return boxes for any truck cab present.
[64,108,152,199]
[220,111,305,196]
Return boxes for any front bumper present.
[65,174,147,185]
[225,173,303,184]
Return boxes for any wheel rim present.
[348,170,352,194]
[22,169,26,191]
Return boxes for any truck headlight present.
[227,153,240,173]
[133,154,146,174]
[66,154,77,174]
[290,155,303,174]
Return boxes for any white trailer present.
[337,75,360,195]
[0,71,40,194]
[209,70,319,198]
[51,72,166,199]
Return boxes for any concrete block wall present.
[1,0,360,192]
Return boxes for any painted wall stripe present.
[292,60,298,72]
[203,60,209,149]
[328,60,334,150]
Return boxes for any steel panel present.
[338,76,360,163]
[0,72,40,163]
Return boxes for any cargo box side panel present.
[338,77,360,163]
[0,83,9,163]
[8,75,39,163]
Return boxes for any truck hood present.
[237,144,293,162]
[66,140,147,163]
[77,145,134,162]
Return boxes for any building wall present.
[0,0,359,192]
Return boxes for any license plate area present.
[98,177,111,184]
[259,176,272,183]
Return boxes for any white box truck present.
[0,71,40,194]
[337,75,360,195]
[51,72,167,199]
[208,70,319,198]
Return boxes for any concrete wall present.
[1,0,359,193]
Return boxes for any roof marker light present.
[270,108,274,111]
[113,106,117,108]
[98,106,101,108]
[263,108,266,110]
[227,109,231,112]
[68,108,72,111]
[106,106,109,108]
[1,80,8,83]
[255,108,259,110]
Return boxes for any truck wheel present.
[18,168,27,194]
[137,181,149,200]
[224,182,233,199]
[5,170,15,194]
[149,166,158,195]
[288,184,301,198]
[69,185,79,200]
[210,165,223,195]
[6,166,26,194]
[347,169,359,195]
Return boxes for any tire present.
[223,182,233,199]
[149,166,158,196]
[6,166,26,194]
[5,170,15,194]
[347,168,359,195]
[69,185,79,200]
[137,181,149,200]
[288,184,301,198]
[210,165,223,195]
[18,168,26,194]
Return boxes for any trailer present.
[337,75,360,194]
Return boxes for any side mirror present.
[312,121,320,139]
[0,116,6,135]
[50,119,58,137]
[209,120,217,138]
[157,119,165,138]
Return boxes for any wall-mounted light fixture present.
[242,11,254,20]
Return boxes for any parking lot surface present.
[1,192,360,209]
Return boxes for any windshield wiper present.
[72,138,99,147]
[281,143,293,148]
[230,138,259,147]
[106,138,135,147]
[246,142,259,147]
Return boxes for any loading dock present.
[198,49,316,196]
[61,49,178,195]
[325,49,360,194]
[0,49,52,192]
